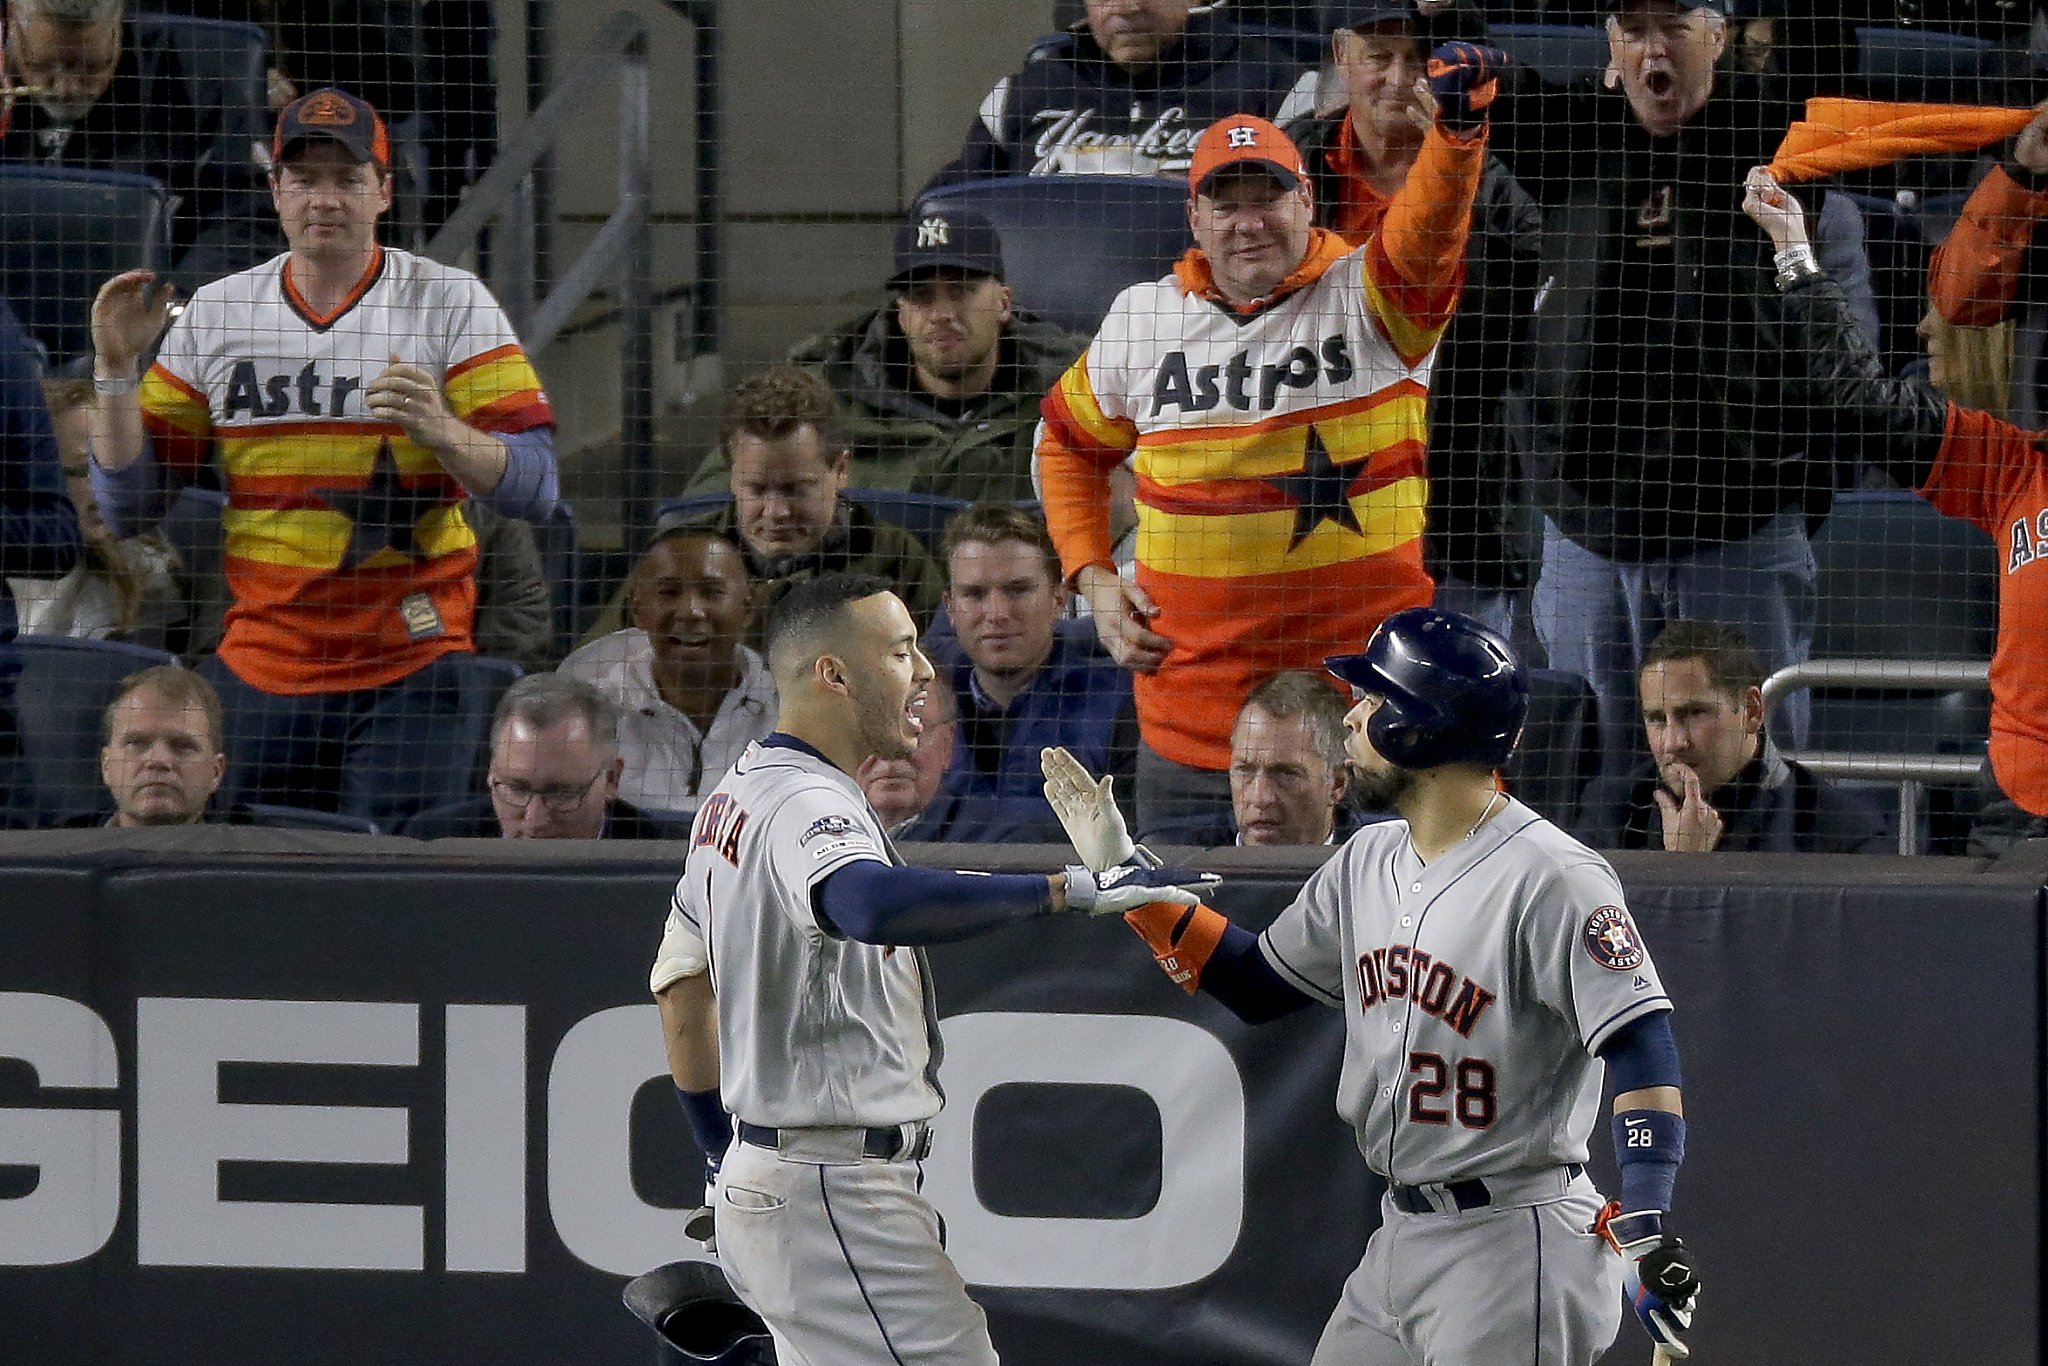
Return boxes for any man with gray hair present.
[1,0,274,292]
[399,675,688,840]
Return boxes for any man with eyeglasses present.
[400,675,686,840]
[1,0,275,292]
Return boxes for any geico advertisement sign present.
[0,993,1244,1289]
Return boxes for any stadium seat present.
[528,501,583,659]
[916,175,1190,334]
[1486,24,1610,86]
[132,13,269,179]
[1856,25,2014,106]
[243,802,381,835]
[1801,490,1995,759]
[0,167,170,366]
[11,637,179,820]
[1502,668,1598,830]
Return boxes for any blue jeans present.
[201,652,481,829]
[1533,512,1817,783]
[1431,576,1545,671]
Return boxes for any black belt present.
[1387,1163,1583,1215]
[735,1120,930,1161]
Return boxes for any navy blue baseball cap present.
[1333,2,1420,29]
[273,87,390,169]
[887,207,1005,288]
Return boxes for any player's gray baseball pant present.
[715,1132,998,1366]
[1311,1178,1622,1365]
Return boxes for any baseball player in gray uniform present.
[1043,607,1701,1364]
[665,572,1215,1365]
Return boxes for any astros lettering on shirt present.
[1037,126,1485,770]
[140,246,553,694]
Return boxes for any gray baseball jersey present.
[1260,797,1670,1187]
[673,738,944,1130]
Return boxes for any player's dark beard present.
[1350,763,1417,812]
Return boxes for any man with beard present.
[559,529,775,813]
[664,572,1213,1363]
[1043,607,1701,1364]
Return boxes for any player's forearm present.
[657,973,720,1093]
[1614,1085,1683,1116]
[815,861,1056,945]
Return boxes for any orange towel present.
[1767,98,2035,182]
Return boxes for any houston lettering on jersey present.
[141,248,552,694]
[1356,944,1497,1038]
[1038,127,1485,768]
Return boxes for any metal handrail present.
[1761,657,1990,854]
[426,11,656,541]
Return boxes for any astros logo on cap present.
[298,89,359,127]
[1226,125,1259,148]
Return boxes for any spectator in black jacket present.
[0,293,83,824]
[929,0,1317,184]
[1575,618,1889,852]
[1286,0,1544,652]
[399,675,686,840]
[1,0,275,293]
[1458,0,1880,781]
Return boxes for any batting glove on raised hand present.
[1425,41,1509,133]
[1041,745,1158,873]
[1596,1205,1700,1357]
[1061,859,1219,917]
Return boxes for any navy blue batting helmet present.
[623,1260,776,1364]
[1324,607,1529,769]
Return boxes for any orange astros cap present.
[1188,115,1306,197]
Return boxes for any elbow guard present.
[1123,902,1229,994]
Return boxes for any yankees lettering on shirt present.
[1152,335,1356,415]
[1030,105,1202,174]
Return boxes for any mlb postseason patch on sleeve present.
[1581,905,1646,972]
[801,814,875,863]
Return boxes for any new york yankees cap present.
[273,87,391,169]
[1188,115,1305,197]
[1332,2,1421,31]
[887,206,1005,289]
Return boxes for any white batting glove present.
[1041,746,1158,872]
[1061,860,1219,917]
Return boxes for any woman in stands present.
[1742,165,2048,851]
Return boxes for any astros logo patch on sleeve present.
[1582,905,1646,971]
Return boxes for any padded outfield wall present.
[0,831,2039,1365]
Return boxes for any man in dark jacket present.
[904,504,1132,842]
[1287,1,1543,649]
[777,207,1083,505]
[1470,0,1879,779]
[930,0,1316,183]
[1,0,275,294]
[399,674,686,840]
[0,293,82,825]
[1576,618,1889,852]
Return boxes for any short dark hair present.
[765,572,895,675]
[492,674,621,754]
[1641,619,1766,698]
[720,366,846,456]
[102,666,223,751]
[940,503,1062,588]
[1238,670,1349,771]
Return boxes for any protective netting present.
[0,0,2036,853]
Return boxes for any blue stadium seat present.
[1856,25,2012,106]
[132,13,269,179]
[1487,23,1610,86]
[0,167,170,366]
[916,175,1189,333]
[243,802,381,835]
[11,637,179,820]
[1803,490,1995,758]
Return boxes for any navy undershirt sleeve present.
[1199,922,1316,1024]
[1598,1010,1683,1093]
[814,860,1053,945]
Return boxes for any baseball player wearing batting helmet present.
[666,572,1216,1364]
[1043,606,1700,1363]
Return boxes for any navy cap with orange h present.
[273,87,390,170]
